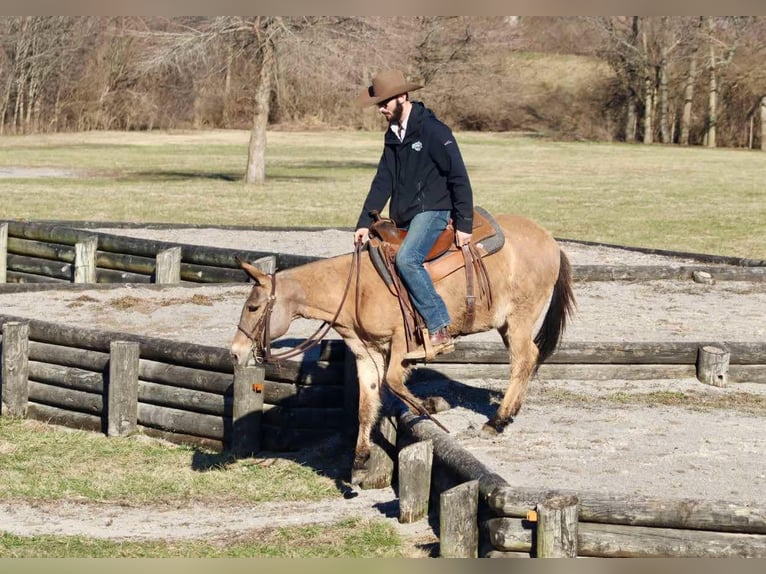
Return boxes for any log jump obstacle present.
[2,220,765,557]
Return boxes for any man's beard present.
[390,100,404,125]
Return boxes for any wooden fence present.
[379,408,766,558]
[0,221,318,285]
[2,220,766,286]
[0,314,350,452]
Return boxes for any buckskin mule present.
[230,213,576,485]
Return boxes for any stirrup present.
[403,328,455,361]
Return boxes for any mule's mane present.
[281,251,358,287]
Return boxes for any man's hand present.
[354,228,370,245]
[455,230,472,247]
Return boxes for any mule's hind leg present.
[483,317,539,435]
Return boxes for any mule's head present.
[230,259,293,365]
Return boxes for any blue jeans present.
[395,210,452,333]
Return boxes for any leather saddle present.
[368,206,504,287]
[367,206,504,357]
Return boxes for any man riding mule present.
[353,69,474,361]
[230,215,576,485]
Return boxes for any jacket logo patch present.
[411,141,423,151]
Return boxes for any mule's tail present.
[534,249,576,364]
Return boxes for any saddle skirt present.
[368,205,505,291]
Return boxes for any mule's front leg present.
[349,348,385,485]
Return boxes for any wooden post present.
[74,236,98,283]
[696,345,730,387]
[439,479,479,558]
[398,439,433,523]
[232,364,265,456]
[155,246,182,284]
[106,341,140,436]
[0,222,7,283]
[1,321,30,417]
[361,415,397,489]
[536,494,579,558]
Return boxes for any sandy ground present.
[1,227,765,553]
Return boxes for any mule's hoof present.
[350,452,370,485]
[350,468,368,486]
[482,417,512,436]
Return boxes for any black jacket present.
[356,102,474,234]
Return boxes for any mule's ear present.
[236,256,268,285]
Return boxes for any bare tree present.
[680,18,704,145]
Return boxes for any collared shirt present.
[389,115,409,142]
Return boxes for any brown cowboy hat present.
[355,69,423,107]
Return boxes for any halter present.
[237,242,363,363]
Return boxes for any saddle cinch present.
[367,206,505,358]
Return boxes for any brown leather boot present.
[403,327,455,361]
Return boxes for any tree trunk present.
[625,95,637,142]
[706,17,717,148]
[659,53,670,143]
[643,73,654,144]
[245,33,274,185]
[642,29,653,144]
[760,96,766,151]
[223,46,233,126]
[680,51,697,145]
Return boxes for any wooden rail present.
[1,220,319,284]
[0,315,345,451]
[2,220,765,285]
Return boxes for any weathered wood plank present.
[488,485,766,535]
[440,480,479,558]
[418,362,697,381]
[106,341,140,436]
[696,345,730,387]
[437,340,766,365]
[7,236,75,263]
[6,253,72,280]
[139,379,224,415]
[577,521,766,558]
[231,365,265,455]
[27,402,102,432]
[74,236,98,283]
[137,402,224,440]
[28,380,102,415]
[399,439,433,524]
[486,518,766,557]
[155,246,182,284]
[360,415,397,489]
[536,494,579,557]
[28,361,104,393]
[2,321,30,417]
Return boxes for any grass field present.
[1,129,763,259]
[0,418,406,557]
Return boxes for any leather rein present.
[238,242,363,364]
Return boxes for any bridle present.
[237,242,363,364]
